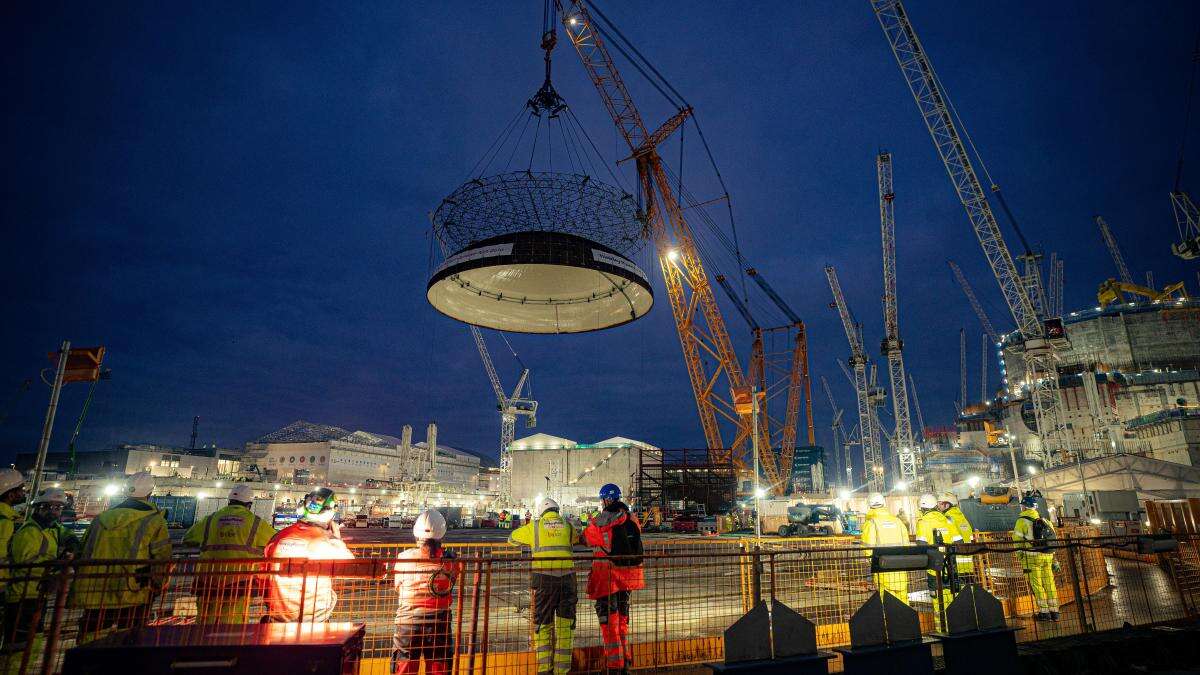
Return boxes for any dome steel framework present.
[432,170,644,256]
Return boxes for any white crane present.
[821,375,853,489]
[873,0,1072,465]
[1095,216,1133,285]
[908,373,926,440]
[958,328,967,412]
[826,265,885,492]
[947,260,1001,344]
[877,152,919,486]
[470,326,537,503]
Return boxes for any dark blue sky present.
[3,1,1198,464]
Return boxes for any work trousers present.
[393,611,453,675]
[926,573,954,633]
[1,599,44,674]
[533,573,576,675]
[873,572,908,605]
[595,591,631,672]
[1022,552,1060,614]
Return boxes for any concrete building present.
[244,420,483,488]
[995,298,1200,468]
[1125,408,1200,465]
[507,433,658,508]
[17,444,242,481]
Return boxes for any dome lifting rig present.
[552,1,773,485]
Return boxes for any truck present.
[775,504,848,537]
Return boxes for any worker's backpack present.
[1019,515,1056,552]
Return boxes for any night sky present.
[3,2,1199,467]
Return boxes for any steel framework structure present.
[1095,216,1133,285]
[821,375,853,488]
[877,152,918,485]
[947,260,1000,343]
[826,265,884,492]
[872,0,1070,465]
[557,2,757,472]
[469,325,537,502]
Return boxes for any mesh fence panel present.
[0,534,1192,674]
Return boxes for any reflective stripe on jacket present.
[860,507,910,549]
[264,521,354,622]
[394,545,461,624]
[943,506,974,543]
[70,498,172,609]
[184,505,275,560]
[915,510,963,546]
[6,521,63,602]
[1012,507,1054,560]
[508,512,576,574]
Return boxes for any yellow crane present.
[1097,279,1188,307]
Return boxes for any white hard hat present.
[229,484,254,503]
[413,509,447,541]
[918,493,938,510]
[538,497,560,516]
[0,469,24,496]
[129,472,155,499]
[939,492,958,505]
[32,488,67,505]
[868,493,886,508]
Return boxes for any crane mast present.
[826,265,884,492]
[877,152,919,485]
[873,0,1071,464]
[470,324,537,502]
[557,1,754,469]
[1095,216,1133,285]
[821,375,853,488]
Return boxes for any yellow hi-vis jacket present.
[7,520,68,602]
[943,505,976,573]
[509,511,578,575]
[943,506,974,543]
[0,502,18,592]
[860,507,910,549]
[915,510,963,548]
[184,504,275,560]
[1012,507,1055,564]
[71,498,172,609]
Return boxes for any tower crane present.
[981,333,990,403]
[877,152,919,486]
[874,0,1072,464]
[826,265,885,492]
[908,373,926,440]
[1095,216,1134,285]
[958,328,967,412]
[947,260,1001,344]
[1047,252,1064,318]
[821,375,853,489]
[470,326,537,502]
[555,2,761,473]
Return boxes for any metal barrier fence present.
[0,534,1193,674]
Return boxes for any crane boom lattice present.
[873,0,1071,464]
[557,2,759,476]
[826,265,884,492]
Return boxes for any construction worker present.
[860,492,910,604]
[938,492,976,584]
[584,484,644,674]
[915,493,962,632]
[263,487,354,623]
[0,469,27,638]
[3,488,74,665]
[72,472,171,641]
[1013,494,1060,621]
[510,497,578,675]
[183,484,276,624]
[393,509,461,675]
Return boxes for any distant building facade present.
[16,444,242,481]
[507,433,658,508]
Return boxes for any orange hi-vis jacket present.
[393,545,462,625]
[583,503,645,600]
[263,521,354,623]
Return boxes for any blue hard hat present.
[599,483,621,501]
[1021,494,1038,508]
